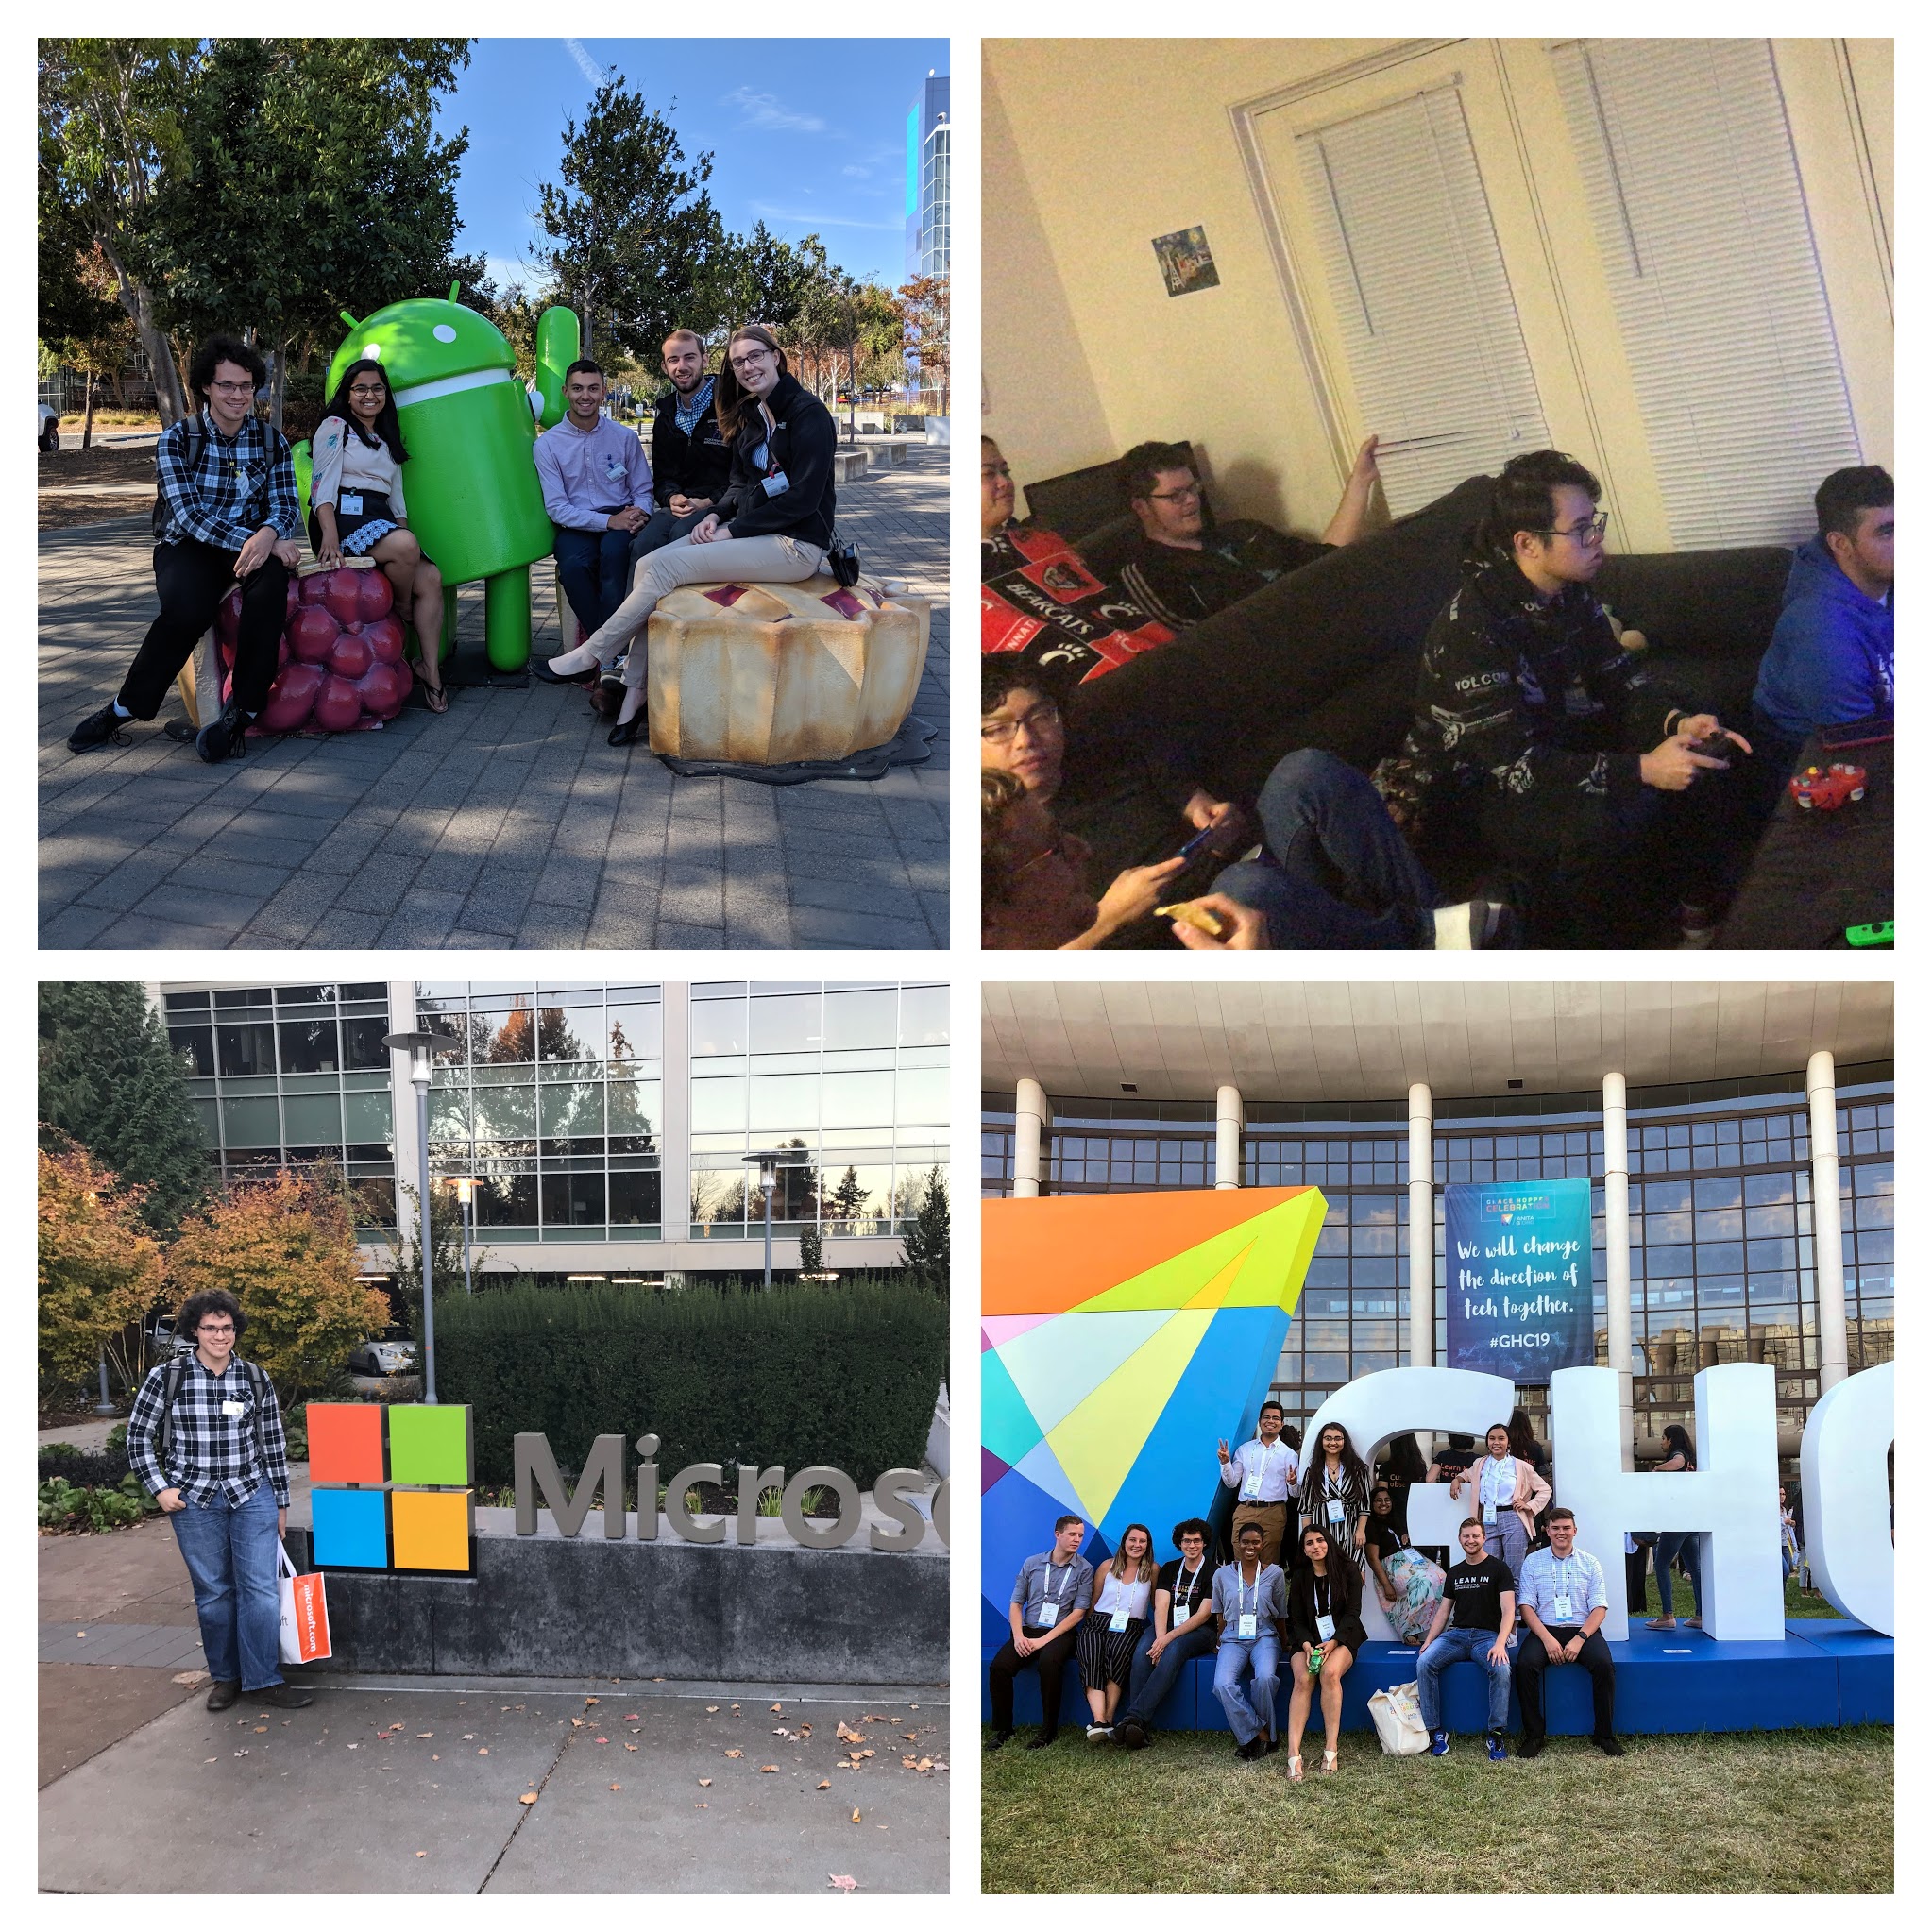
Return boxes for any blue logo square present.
[313,1485,390,1568]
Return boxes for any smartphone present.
[1174,824,1216,864]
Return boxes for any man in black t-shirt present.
[1415,1518,1517,1758]
[1113,436,1381,629]
[1116,1518,1220,1750]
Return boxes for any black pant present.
[1513,1624,1617,1743]
[628,504,709,566]
[1624,1544,1652,1614]
[988,1622,1079,1735]
[120,540,290,720]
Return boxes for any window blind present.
[1551,38,1861,549]
[1296,83,1549,516]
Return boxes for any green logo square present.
[387,1404,472,1485]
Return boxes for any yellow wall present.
[985,38,1892,551]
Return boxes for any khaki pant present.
[1231,1500,1289,1570]
[580,531,827,687]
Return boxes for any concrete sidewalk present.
[40,449,949,951]
[39,1512,948,1890]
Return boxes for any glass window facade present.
[165,984,396,1229]
[415,983,665,1245]
[982,1070,1891,1441]
[691,982,949,1238]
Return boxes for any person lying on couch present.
[981,659,1512,950]
[1374,450,1755,946]
[1114,435,1381,629]
[1752,465,1893,765]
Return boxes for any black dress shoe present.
[263,1683,314,1709]
[1025,1730,1059,1750]
[1117,1718,1147,1751]
[1592,1735,1625,1757]
[532,654,596,686]
[69,703,130,754]
[1517,1736,1545,1758]
[205,1679,241,1712]
[986,1730,1014,1752]
[195,699,250,763]
[607,713,645,747]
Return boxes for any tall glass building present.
[906,72,952,278]
[158,977,949,1279]
[983,982,1891,1445]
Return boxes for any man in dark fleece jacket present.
[1376,450,1754,944]
[1753,466,1893,757]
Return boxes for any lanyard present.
[1239,1565,1263,1619]
[1482,1456,1515,1505]
[1313,1571,1331,1619]
[1175,1561,1203,1611]
[1550,1553,1578,1609]
[1042,1560,1073,1608]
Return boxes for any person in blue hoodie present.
[1753,466,1893,765]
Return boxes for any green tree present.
[39,983,212,1235]
[165,1165,385,1408]
[827,1165,869,1227]
[38,37,199,422]
[144,37,472,429]
[899,272,949,412]
[797,1220,824,1279]
[713,222,824,342]
[39,1145,167,1408]
[898,1166,950,1288]
[536,75,730,360]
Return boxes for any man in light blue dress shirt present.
[1512,1507,1622,1757]
[1217,1399,1299,1568]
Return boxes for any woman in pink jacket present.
[1450,1421,1552,1585]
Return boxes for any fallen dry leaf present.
[902,1755,917,1768]
[478,1748,488,1755]
[463,1734,474,1740]
[625,1743,637,1752]
[917,1758,933,1772]
[759,1764,778,1774]
[432,1755,439,1761]
[570,1718,585,1728]
[415,1852,426,1859]
[622,1713,640,1721]
[851,1809,861,1824]
[817,1780,831,1790]
[417,1733,432,1739]
[705,1705,719,1713]
[585,1697,600,1705]
[770,1703,783,1712]
[609,1783,621,1791]
[254,1726,267,1734]
[695,1802,708,1808]
[596,1737,608,1744]
[829,1875,857,1892]
[724,1749,742,1759]
[698,1777,712,1788]
[172,1671,208,1687]
[902,1731,918,1741]
[519,1791,538,1805]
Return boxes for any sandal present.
[1287,1754,1303,1783]
[1321,1749,1339,1776]
[422,682,449,714]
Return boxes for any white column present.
[1014,1077,1047,1198]
[1603,1071,1635,1469]
[1407,1083,1433,1367]
[1808,1050,1850,1392]
[1214,1085,1243,1189]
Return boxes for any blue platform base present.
[983,1619,1890,1735]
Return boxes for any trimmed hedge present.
[433,1276,948,1489]
[40,1446,133,1486]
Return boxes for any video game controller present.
[1788,763,1867,810]
[1688,731,1744,762]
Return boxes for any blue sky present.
[434,40,949,296]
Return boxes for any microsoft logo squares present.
[306,1402,476,1575]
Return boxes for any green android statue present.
[326,286,581,672]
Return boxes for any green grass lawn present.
[985,1572,1887,1892]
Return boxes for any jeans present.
[1513,1625,1616,1744]
[627,505,709,566]
[1415,1625,1512,1732]
[169,1482,283,1693]
[1214,750,1438,949]
[553,525,636,637]
[1212,1634,1280,1745]
[1652,1532,1703,1620]
[1123,1620,1215,1731]
[120,540,291,720]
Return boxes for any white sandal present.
[1321,1748,1339,1775]
[1287,1753,1303,1783]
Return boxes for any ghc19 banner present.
[1445,1178,1594,1381]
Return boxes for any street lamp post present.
[741,1148,794,1288]
[456,1178,474,1296]
[383,1027,457,1401]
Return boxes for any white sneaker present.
[1084,1722,1112,1745]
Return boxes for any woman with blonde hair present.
[541,322,839,744]
[1076,1522,1158,1742]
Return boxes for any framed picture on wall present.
[1152,225,1220,297]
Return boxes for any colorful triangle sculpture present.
[981,1187,1325,1647]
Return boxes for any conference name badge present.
[1483,1502,1499,1524]
[222,1400,246,1417]
[1552,1593,1574,1621]
[340,491,364,517]
[1109,1610,1129,1634]
[1173,1600,1192,1629]
[1038,1601,1059,1628]
[1316,1613,1336,1643]
[1242,1474,1262,1501]
[762,470,790,497]
[1327,1500,1346,1527]
[1237,1612,1258,1640]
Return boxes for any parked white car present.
[347,1338,418,1377]
[38,402,59,452]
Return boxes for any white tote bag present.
[277,1540,332,1665]
[1368,1678,1430,1755]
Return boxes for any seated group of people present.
[988,1408,1625,1774]
[70,323,838,762]
[981,432,1894,949]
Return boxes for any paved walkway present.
[39,449,949,950]
[38,1511,947,1890]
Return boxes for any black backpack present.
[151,415,205,541]
[155,1352,276,1463]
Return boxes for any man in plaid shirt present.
[127,1287,313,1711]
[68,333,302,764]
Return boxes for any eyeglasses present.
[1149,483,1202,503]
[729,348,774,372]
[1545,510,1609,544]
[209,381,256,396]
[982,703,1062,746]
[197,1323,236,1336]
[348,384,387,398]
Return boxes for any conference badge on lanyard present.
[1551,1558,1575,1624]
[1237,1571,1261,1641]
[1174,1568,1199,1629]
[1316,1613,1336,1642]
[1327,1498,1346,1528]
[1038,1563,1068,1629]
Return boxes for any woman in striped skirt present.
[1079,1522,1157,1743]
